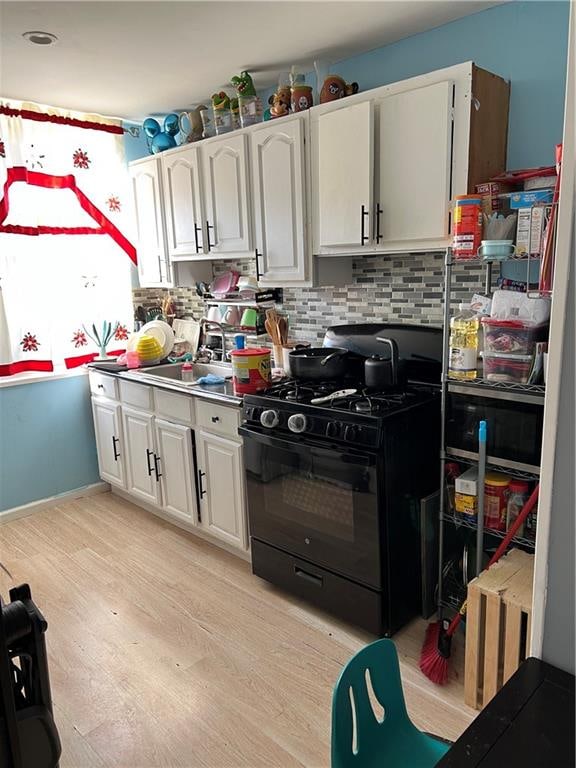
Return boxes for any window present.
[0,100,136,376]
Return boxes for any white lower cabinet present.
[90,377,247,556]
[92,399,125,488]
[122,406,161,507]
[195,429,247,551]
[154,418,197,524]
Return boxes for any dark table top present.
[438,657,575,767]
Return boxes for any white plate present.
[140,320,175,359]
[126,332,140,353]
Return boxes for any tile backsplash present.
[133,252,487,343]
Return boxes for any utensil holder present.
[272,344,284,370]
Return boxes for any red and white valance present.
[0,100,136,375]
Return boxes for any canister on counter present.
[230,347,271,395]
[484,472,510,531]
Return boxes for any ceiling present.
[1,1,501,121]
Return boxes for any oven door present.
[239,426,381,589]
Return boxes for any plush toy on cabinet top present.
[320,75,359,103]
[269,86,291,118]
[231,70,262,126]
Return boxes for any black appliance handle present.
[146,448,154,476]
[194,223,202,253]
[112,435,120,461]
[320,349,348,366]
[360,204,369,244]
[376,337,399,386]
[206,221,214,251]
[238,425,377,465]
[375,203,383,243]
[198,469,207,498]
[255,249,263,281]
[294,566,323,587]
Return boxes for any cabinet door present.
[92,399,125,488]
[376,80,454,246]
[314,100,373,249]
[196,430,247,550]
[122,407,161,506]
[251,117,307,283]
[201,133,252,254]
[154,419,197,524]
[162,146,205,258]
[129,158,171,286]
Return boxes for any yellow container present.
[484,472,510,531]
[136,333,163,363]
[455,491,476,517]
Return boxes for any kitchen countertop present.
[88,362,242,406]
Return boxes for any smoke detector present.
[22,31,58,46]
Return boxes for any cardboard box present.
[507,189,554,209]
[455,466,478,496]
[516,206,551,257]
[475,181,515,218]
[455,491,477,517]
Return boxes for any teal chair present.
[331,639,450,768]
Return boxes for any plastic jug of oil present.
[449,305,479,379]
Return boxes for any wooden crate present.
[464,549,534,709]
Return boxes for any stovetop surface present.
[241,378,439,449]
[250,378,437,418]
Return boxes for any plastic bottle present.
[181,361,194,382]
[449,305,479,380]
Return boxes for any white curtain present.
[0,100,135,375]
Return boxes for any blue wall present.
[123,122,150,163]
[327,1,568,169]
[125,4,568,169]
[0,375,100,512]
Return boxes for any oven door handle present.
[238,425,377,464]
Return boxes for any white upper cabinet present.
[375,80,454,248]
[311,62,509,256]
[129,156,171,287]
[201,133,252,255]
[313,100,374,250]
[250,115,307,284]
[161,145,205,259]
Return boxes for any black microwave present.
[446,384,544,473]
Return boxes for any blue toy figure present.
[144,114,179,154]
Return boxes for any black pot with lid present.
[364,338,402,390]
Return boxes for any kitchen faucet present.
[197,318,227,362]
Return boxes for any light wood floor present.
[0,492,475,767]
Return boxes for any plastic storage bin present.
[481,318,548,355]
[481,352,532,383]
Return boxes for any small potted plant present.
[83,321,119,361]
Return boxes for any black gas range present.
[239,323,442,636]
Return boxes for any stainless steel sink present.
[135,361,232,385]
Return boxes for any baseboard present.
[0,482,110,523]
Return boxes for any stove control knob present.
[344,425,358,442]
[326,421,341,438]
[288,413,308,434]
[260,409,280,429]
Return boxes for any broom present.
[420,481,540,685]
